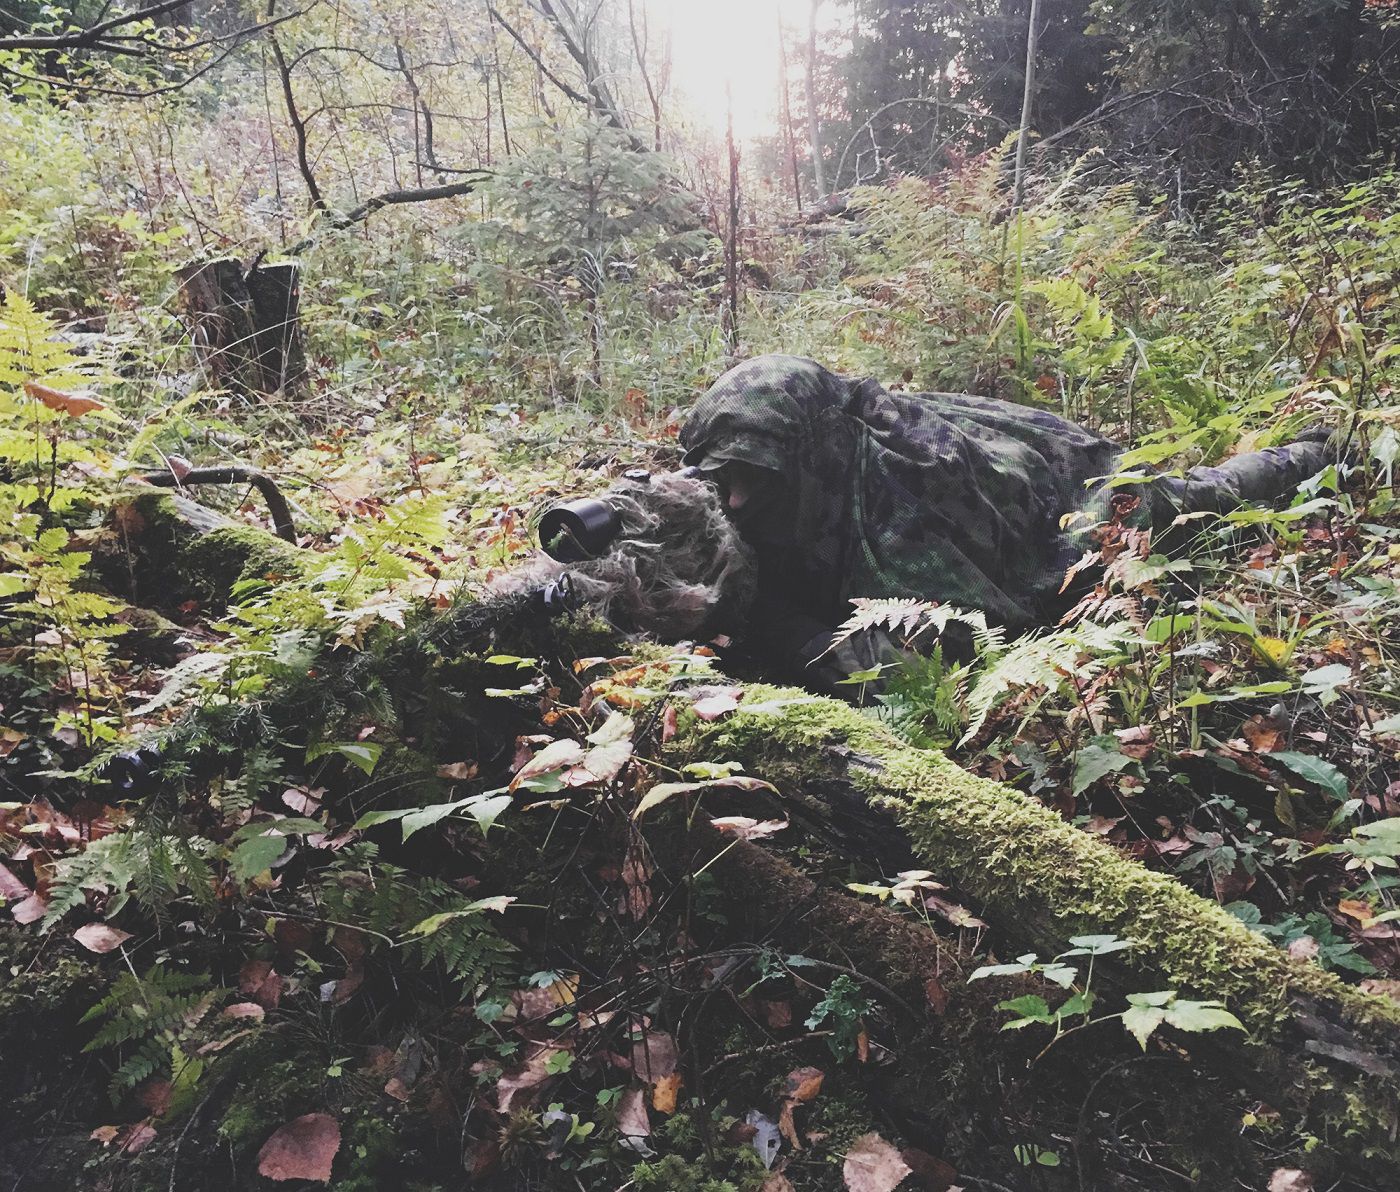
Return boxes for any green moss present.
[678,684,1400,1038]
[101,491,306,612]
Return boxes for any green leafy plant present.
[970,934,1245,1054]
[804,973,875,1060]
[81,965,223,1101]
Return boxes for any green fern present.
[42,830,215,930]
[828,597,993,654]
[81,965,222,1101]
[960,621,1136,745]
[319,854,514,989]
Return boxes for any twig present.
[702,1030,833,1076]
[138,465,298,543]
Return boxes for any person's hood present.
[679,355,856,476]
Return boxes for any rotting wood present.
[650,821,1281,1189]
[97,488,305,613]
[177,257,306,396]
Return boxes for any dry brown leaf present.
[923,976,949,1016]
[630,1030,678,1082]
[1114,724,1155,759]
[118,1122,157,1155]
[651,1072,681,1114]
[496,1043,568,1113]
[89,1125,120,1147]
[436,761,478,781]
[330,965,364,1005]
[1268,1169,1315,1192]
[1241,714,1282,753]
[843,1131,912,1192]
[0,862,30,901]
[73,923,132,954]
[759,999,792,1029]
[691,688,743,720]
[777,1101,802,1150]
[783,1066,824,1104]
[617,1086,651,1142]
[281,787,323,814]
[900,1146,959,1191]
[1359,978,1400,1005]
[920,892,987,930]
[1337,899,1375,926]
[709,816,789,841]
[761,1176,796,1192]
[257,1113,341,1183]
[11,892,46,924]
[24,380,106,418]
[223,1002,266,1021]
[239,958,284,1009]
[1286,935,1320,963]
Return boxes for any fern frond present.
[828,598,990,654]
[959,621,1137,745]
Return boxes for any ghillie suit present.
[679,355,1340,683]
[493,471,757,641]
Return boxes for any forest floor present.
[3,165,1400,1191]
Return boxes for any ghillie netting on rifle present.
[492,471,757,639]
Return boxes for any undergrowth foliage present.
[1,76,1399,1186]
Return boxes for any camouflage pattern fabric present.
[680,355,1335,637]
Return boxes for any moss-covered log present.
[97,488,306,613]
[672,687,1400,1174]
[649,821,1293,1188]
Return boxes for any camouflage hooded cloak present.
[680,355,1334,645]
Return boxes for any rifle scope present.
[538,468,703,563]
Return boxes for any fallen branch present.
[137,466,298,543]
[669,686,1400,1175]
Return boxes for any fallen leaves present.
[90,1122,156,1154]
[777,1065,824,1148]
[633,775,776,821]
[629,1029,678,1083]
[510,738,585,790]
[616,1086,652,1151]
[24,380,107,418]
[691,687,743,720]
[0,862,29,901]
[709,815,789,840]
[238,958,284,1010]
[73,923,132,953]
[11,892,46,924]
[257,1113,341,1183]
[842,1131,911,1192]
[495,1043,571,1113]
[651,1072,682,1114]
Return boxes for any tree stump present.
[178,257,306,396]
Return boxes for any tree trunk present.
[178,257,306,397]
[97,488,305,613]
[805,0,826,197]
[92,503,1400,1179]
